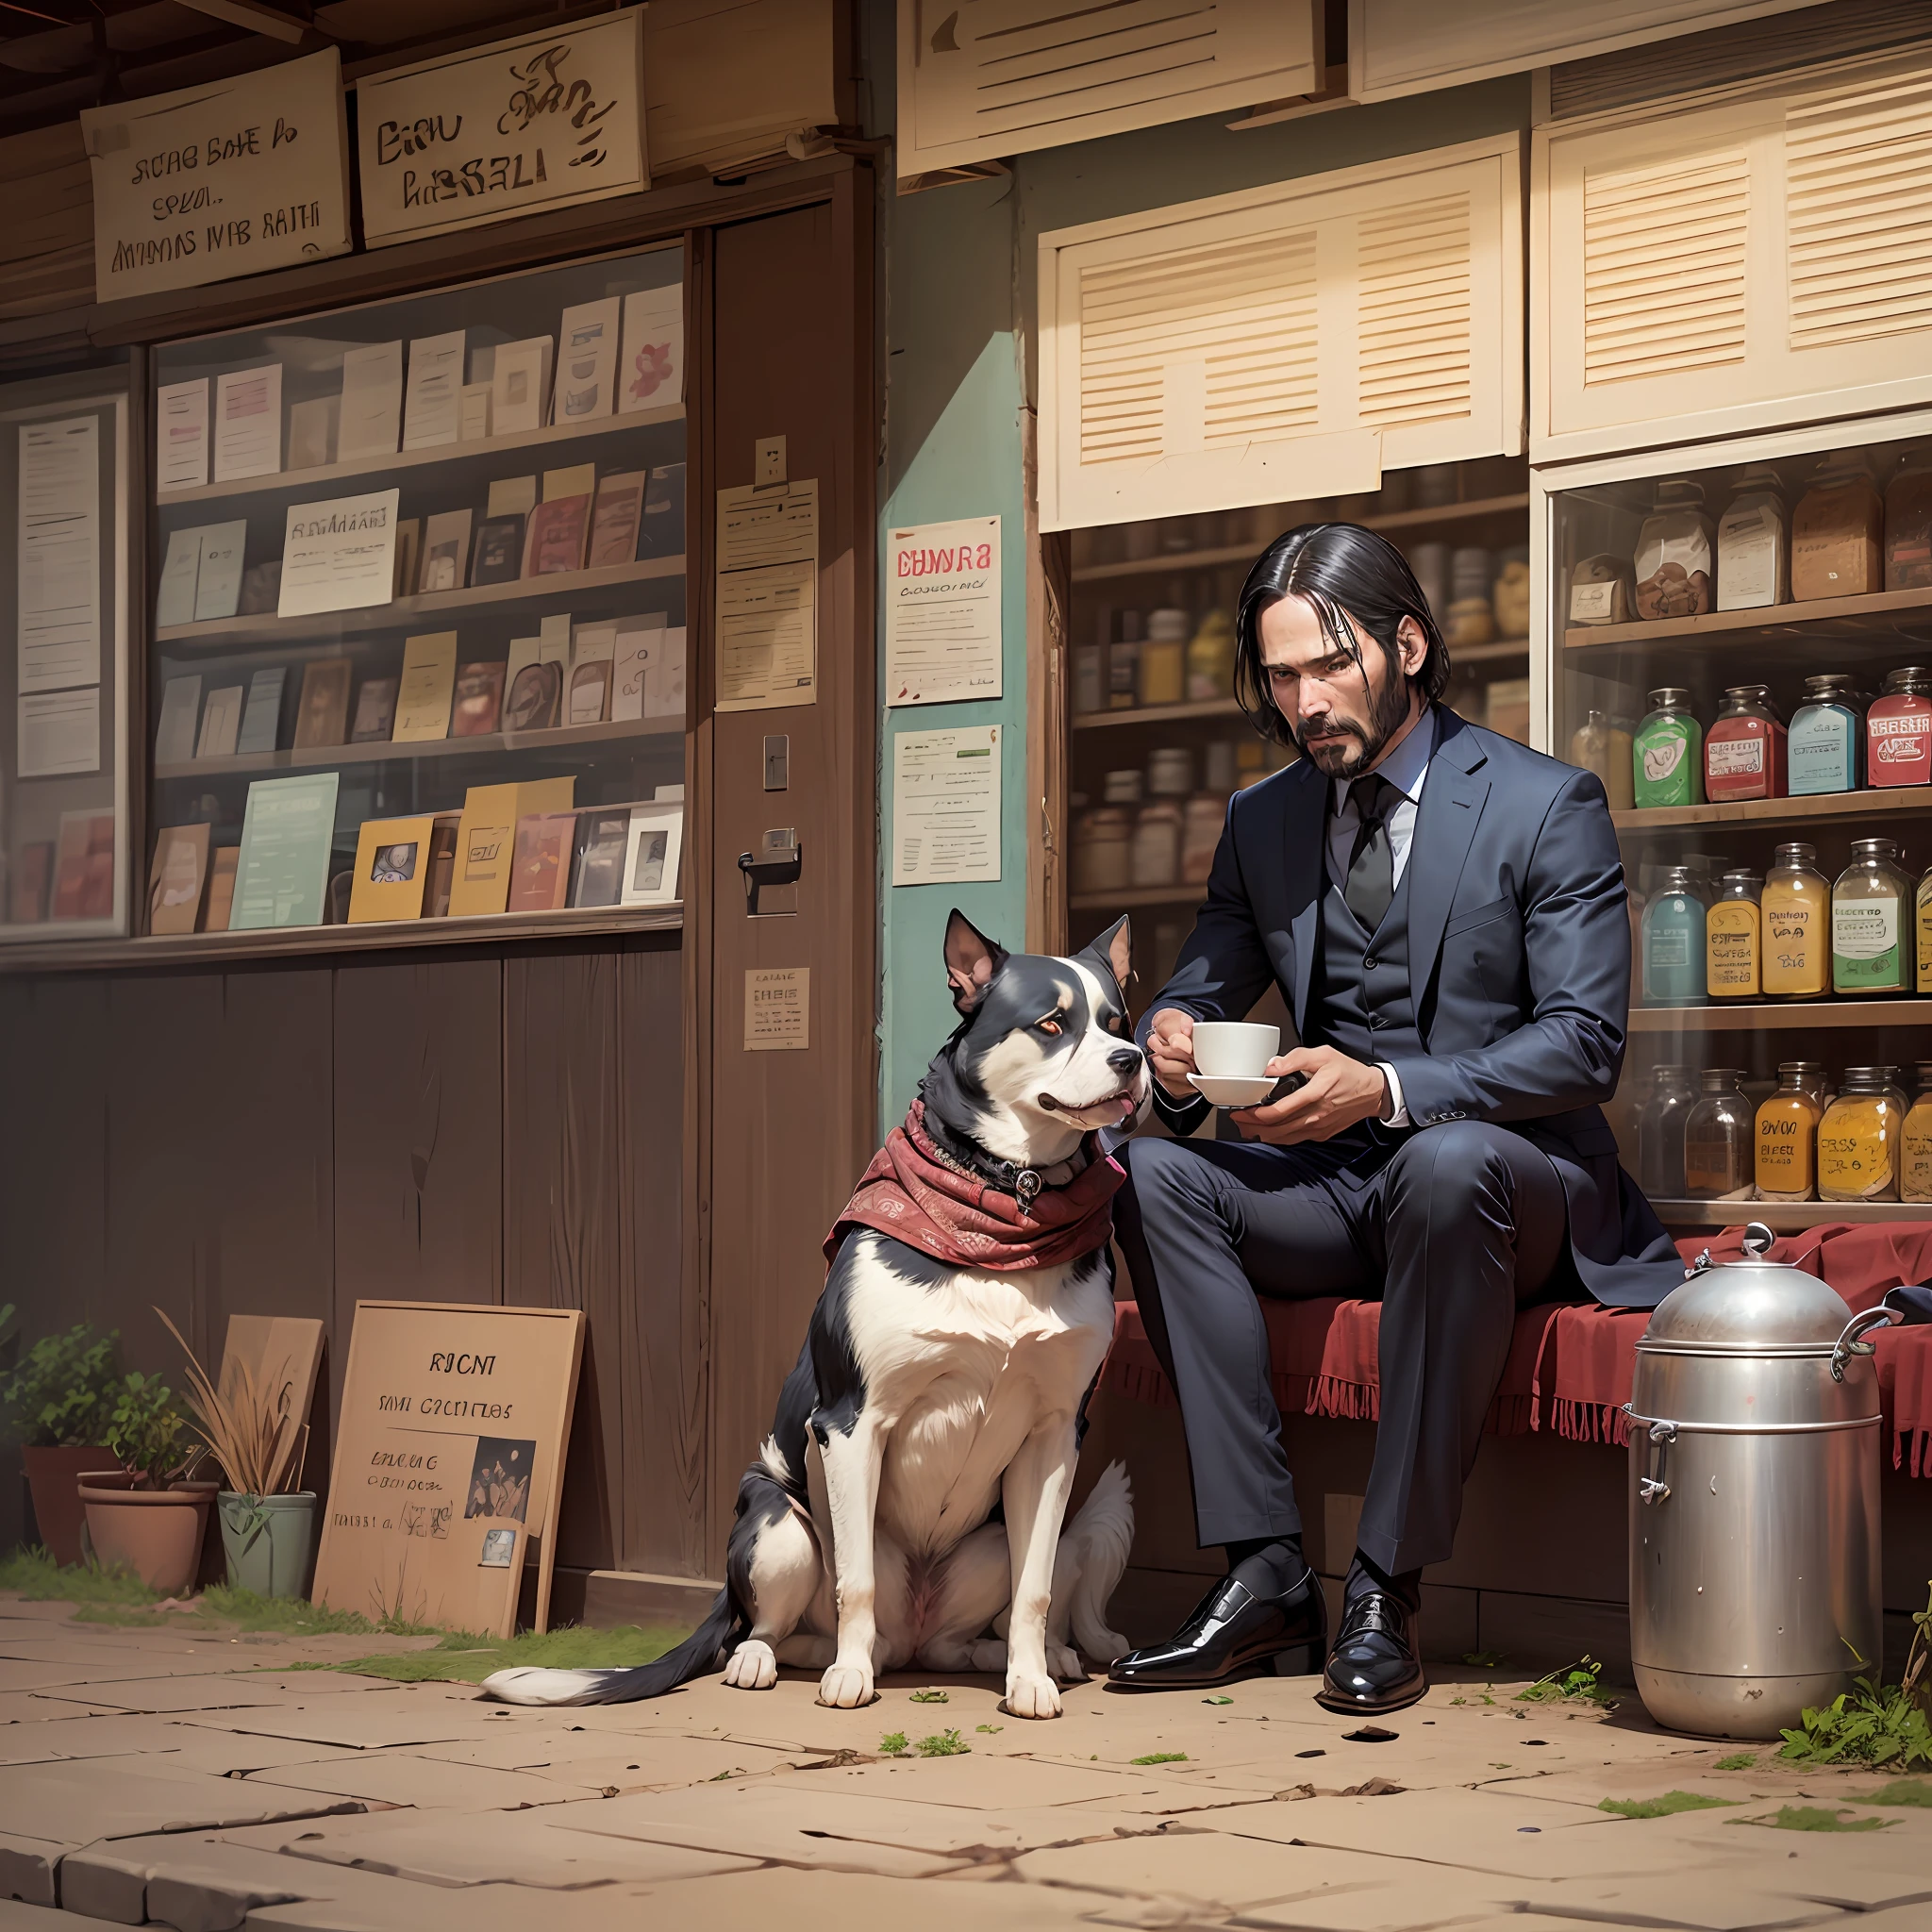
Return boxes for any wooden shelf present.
[156,404,686,508]
[156,556,685,650]
[155,714,680,783]
[1631,998,1930,1031]
[1074,698,1243,731]
[1070,494,1530,584]
[1650,1198,1932,1229]
[1613,786,1932,831]
[1070,884,1208,912]
[1565,583,1932,652]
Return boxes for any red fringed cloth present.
[1102,1220,1932,1474]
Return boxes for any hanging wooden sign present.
[356,13,648,250]
[80,49,351,303]
[312,1301,583,1638]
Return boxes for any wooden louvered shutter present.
[1537,46,1932,461]
[1039,134,1523,532]
[898,0,1318,180]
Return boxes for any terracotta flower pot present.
[77,1477,217,1595]
[20,1444,114,1568]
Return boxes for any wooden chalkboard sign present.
[312,1301,583,1638]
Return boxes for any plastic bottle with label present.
[1707,870,1762,999]
[1641,867,1707,1006]
[1832,838,1913,995]
[1632,689,1704,809]
[1762,842,1830,998]
[1867,667,1932,789]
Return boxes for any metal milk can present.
[1625,1224,1897,1739]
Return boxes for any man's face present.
[1258,594,1422,776]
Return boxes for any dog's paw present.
[1004,1672,1063,1720]
[724,1640,777,1690]
[1047,1644,1085,1684]
[817,1659,876,1708]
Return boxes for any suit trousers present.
[1113,1119,1573,1576]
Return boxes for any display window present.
[1541,408,1932,1229]
[145,244,687,939]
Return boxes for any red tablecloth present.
[1102,1221,1932,1475]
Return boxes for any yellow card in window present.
[348,814,438,924]
[392,630,459,741]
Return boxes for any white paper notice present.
[744,967,810,1051]
[277,488,400,618]
[338,341,404,461]
[402,331,465,450]
[19,687,100,777]
[715,479,817,712]
[17,417,99,693]
[886,516,1001,706]
[892,724,1001,887]
[156,378,209,492]
[214,365,282,482]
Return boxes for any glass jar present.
[1703,685,1786,802]
[1788,1060,1832,1109]
[1570,709,1635,810]
[1886,446,1932,591]
[1204,740,1237,794]
[1146,747,1193,797]
[1109,611,1141,709]
[1762,842,1830,998]
[1186,607,1236,702]
[1919,866,1932,992]
[1716,465,1789,610]
[1832,837,1913,994]
[1103,768,1145,807]
[1792,451,1883,600]
[1407,541,1450,617]
[1633,478,1714,618]
[1867,666,1932,788]
[1492,548,1530,638]
[1707,870,1762,999]
[1787,675,1863,794]
[1130,799,1182,888]
[1818,1067,1902,1202]
[1904,1080,1932,1203]
[1641,867,1707,1006]
[1639,1065,1696,1197]
[1756,1065,1825,1202]
[1683,1069,1754,1200]
[1073,807,1133,895]
[1632,688,1703,809]
[1073,643,1104,714]
[1140,608,1188,707]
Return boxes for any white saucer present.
[1189,1072,1276,1108]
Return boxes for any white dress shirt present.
[1327,708,1436,1128]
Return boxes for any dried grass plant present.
[156,1307,304,1498]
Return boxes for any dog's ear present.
[943,908,1008,1016]
[1079,914,1133,998]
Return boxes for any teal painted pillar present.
[878,332,1030,1128]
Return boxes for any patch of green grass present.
[974,1724,1003,1734]
[914,1729,969,1757]
[1740,1805,1892,1833]
[1599,1791,1738,1820]
[1517,1657,1617,1709]
[908,1688,948,1704]
[879,1731,909,1757]
[1780,1677,1932,1772]
[1864,1777,1932,1807]
[0,1546,158,1607]
[332,1623,687,1684]
[1713,1752,1757,1771]
[1130,1751,1189,1765]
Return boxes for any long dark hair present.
[1233,524,1451,749]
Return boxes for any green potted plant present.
[76,1368,215,1595]
[158,1309,314,1598]
[0,1318,122,1567]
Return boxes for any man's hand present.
[1230,1046,1390,1145]
[1146,1008,1199,1102]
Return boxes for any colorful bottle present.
[1756,1065,1824,1203]
[1639,1065,1695,1197]
[1703,685,1787,802]
[1140,608,1188,707]
[1762,843,1830,998]
[1818,1068,1902,1202]
[1633,689,1704,809]
[1902,1063,1932,1202]
[1787,675,1863,794]
[1716,465,1789,610]
[1642,867,1707,1006]
[1185,606,1236,703]
[1683,1069,1754,1200]
[1833,838,1912,995]
[1707,871,1762,999]
[1867,667,1932,788]
[1570,709,1635,810]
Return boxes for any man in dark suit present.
[1107,524,1684,1715]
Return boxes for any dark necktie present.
[1344,774,1398,932]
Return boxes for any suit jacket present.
[1135,706,1684,1308]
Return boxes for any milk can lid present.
[1639,1224,1854,1356]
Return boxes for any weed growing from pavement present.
[879,1732,910,1757]
[1518,1657,1617,1708]
[1740,1805,1892,1832]
[1713,1752,1757,1770]
[1779,1585,1932,1772]
[975,1724,1002,1733]
[1,1546,160,1607]
[915,1729,970,1757]
[1131,1751,1189,1764]
[908,1688,948,1703]
[1599,1792,1737,1819]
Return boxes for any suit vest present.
[1305,849,1424,1066]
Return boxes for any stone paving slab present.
[0,1835,67,1908]
[0,1757,372,1847]
[0,1716,366,1776]
[243,1754,602,1809]
[636,1867,1124,1931]
[171,1702,510,1752]
[416,1732,808,1790]
[27,1678,332,1717]
[765,1750,1184,1811]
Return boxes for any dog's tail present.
[481,1588,743,1707]
[1053,1458,1135,1665]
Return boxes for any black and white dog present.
[485,912,1146,1720]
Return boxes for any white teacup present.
[1191,1022,1280,1078]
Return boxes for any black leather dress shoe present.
[1108,1565,1327,1690]
[1316,1589,1427,1714]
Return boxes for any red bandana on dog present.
[825,1100,1124,1274]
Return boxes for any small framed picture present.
[478,1527,517,1569]
[620,801,684,908]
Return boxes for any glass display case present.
[1063,456,1531,1015]
[146,244,688,940]
[2,361,132,942]
[1541,407,1932,1228]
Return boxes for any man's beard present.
[1291,652,1414,774]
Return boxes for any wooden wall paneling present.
[502,945,624,1576]
[618,935,699,1574]
[705,173,877,1563]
